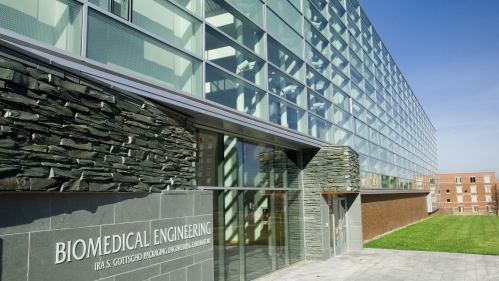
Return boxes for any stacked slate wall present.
[0,50,196,192]
[301,146,360,260]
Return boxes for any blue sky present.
[360,0,499,178]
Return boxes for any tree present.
[491,183,499,215]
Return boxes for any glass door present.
[330,196,348,256]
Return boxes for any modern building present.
[440,172,497,215]
[0,0,439,280]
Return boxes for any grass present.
[364,215,499,255]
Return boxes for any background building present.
[0,0,439,280]
[440,172,497,215]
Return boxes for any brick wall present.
[361,193,429,242]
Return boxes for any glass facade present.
[0,0,442,277]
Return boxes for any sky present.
[359,0,499,178]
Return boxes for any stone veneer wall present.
[0,50,196,192]
[361,193,429,242]
[302,146,360,260]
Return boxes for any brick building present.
[440,172,497,215]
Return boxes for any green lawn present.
[364,215,499,255]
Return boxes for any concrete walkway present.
[255,249,499,281]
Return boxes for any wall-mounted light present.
[311,102,325,110]
[281,85,298,98]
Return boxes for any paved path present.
[255,249,499,281]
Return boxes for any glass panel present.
[329,13,348,41]
[355,119,368,139]
[133,0,202,55]
[365,82,375,100]
[352,100,365,122]
[332,87,349,111]
[308,116,333,142]
[205,65,266,118]
[330,45,349,74]
[160,0,199,15]
[213,190,303,281]
[369,127,379,144]
[87,9,202,95]
[331,66,349,93]
[89,0,108,9]
[348,17,361,42]
[306,43,330,77]
[303,0,328,36]
[350,67,363,88]
[206,0,265,56]
[308,91,333,120]
[330,28,348,57]
[334,107,353,131]
[225,0,264,27]
[359,155,369,171]
[369,142,379,159]
[0,0,82,54]
[267,8,303,58]
[329,0,346,22]
[267,37,305,83]
[349,50,362,74]
[334,126,352,146]
[306,68,331,98]
[196,130,221,186]
[354,135,368,155]
[205,26,266,87]
[267,0,302,34]
[364,67,374,87]
[350,34,363,59]
[269,96,307,133]
[112,0,129,19]
[268,66,306,107]
[304,21,329,57]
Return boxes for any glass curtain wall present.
[197,129,303,281]
[0,0,439,194]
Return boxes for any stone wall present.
[301,146,360,260]
[361,192,429,242]
[0,49,196,192]
[0,190,214,281]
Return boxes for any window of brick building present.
[446,189,450,194]
[487,206,493,213]
[456,186,462,193]
[484,176,491,183]
[472,195,477,202]
[485,185,491,193]
[446,199,450,202]
[471,186,477,193]
[470,176,476,183]
[458,206,464,213]
[486,195,492,202]
[473,206,479,213]
[457,196,463,203]
[456,177,461,183]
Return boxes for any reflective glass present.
[308,91,333,120]
[206,0,265,56]
[87,9,202,95]
[225,0,264,27]
[354,135,368,155]
[267,8,303,58]
[267,0,302,33]
[308,116,333,142]
[330,45,349,74]
[306,68,331,98]
[205,26,266,87]
[205,64,266,118]
[334,126,352,146]
[133,0,202,55]
[268,66,306,107]
[269,96,307,132]
[267,37,305,83]
[306,43,330,77]
[1,0,82,54]
[334,107,353,131]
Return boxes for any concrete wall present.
[0,49,196,192]
[302,146,361,260]
[361,192,429,242]
[0,191,213,281]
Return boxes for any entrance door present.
[330,197,348,256]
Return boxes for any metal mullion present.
[220,0,264,30]
[81,2,89,58]
[198,187,304,191]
